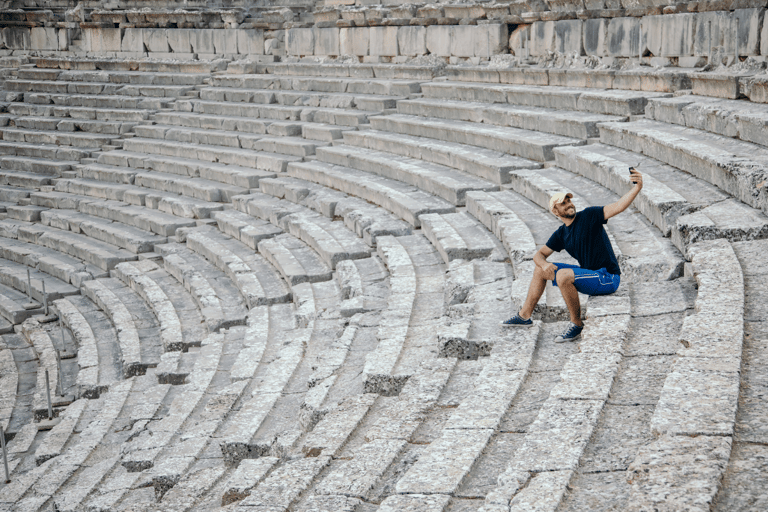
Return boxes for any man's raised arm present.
[604,168,643,220]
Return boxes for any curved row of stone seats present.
[420,212,503,265]
[598,119,768,216]
[481,293,632,512]
[8,103,151,124]
[18,68,209,87]
[54,297,112,399]
[0,378,133,510]
[645,95,768,148]
[334,256,389,317]
[395,324,539,503]
[155,243,249,332]
[0,141,93,175]
[182,226,294,308]
[232,189,372,268]
[341,129,542,186]
[0,281,46,325]
[33,398,88,467]
[211,73,423,97]
[54,176,226,222]
[122,331,248,500]
[626,239,743,510]
[133,122,329,158]
[0,254,78,302]
[397,98,626,140]
[0,336,17,432]
[289,160,456,227]
[255,175,412,244]
[420,81,672,117]
[316,144,499,206]
[0,218,137,272]
[554,144,768,254]
[6,77,196,99]
[369,113,584,166]
[81,277,163,377]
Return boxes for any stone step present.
[253,175,412,245]
[398,98,626,139]
[0,233,107,287]
[598,119,768,215]
[0,170,55,189]
[200,86,403,112]
[645,95,768,149]
[288,160,456,228]
[1,155,76,175]
[53,298,105,398]
[211,74,422,96]
[466,190,537,264]
[40,209,167,254]
[133,169,248,203]
[317,144,498,206]
[0,184,32,203]
[134,123,330,157]
[0,338,17,431]
[29,92,173,110]
[31,191,197,237]
[34,398,88,466]
[183,227,293,308]
[2,218,137,272]
[420,212,498,264]
[54,69,208,86]
[210,209,283,250]
[554,144,768,254]
[14,116,136,135]
[371,114,585,162]
[421,81,671,116]
[0,140,93,161]
[9,103,151,122]
[0,379,133,506]
[184,99,305,121]
[0,127,117,149]
[153,111,276,134]
[0,282,44,324]
[8,79,195,98]
[122,137,302,174]
[155,243,248,332]
[257,233,333,286]
[0,255,78,303]
[55,178,226,220]
[81,278,158,377]
[341,129,540,186]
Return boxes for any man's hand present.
[541,262,557,281]
[629,168,643,190]
[605,168,644,220]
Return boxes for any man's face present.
[553,196,576,219]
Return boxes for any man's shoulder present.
[577,205,605,223]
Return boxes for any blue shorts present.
[552,263,620,296]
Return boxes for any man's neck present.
[559,215,575,227]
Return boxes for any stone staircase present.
[0,57,765,512]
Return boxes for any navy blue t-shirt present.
[545,206,621,275]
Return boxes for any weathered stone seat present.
[288,160,456,227]
[0,282,45,324]
[8,103,151,122]
[341,129,541,185]
[53,69,209,87]
[316,144,499,206]
[420,212,501,265]
[1,154,77,177]
[0,337,17,431]
[211,73,423,96]
[155,243,248,332]
[371,113,584,162]
[0,140,93,161]
[0,218,136,272]
[421,81,672,116]
[598,119,768,215]
[81,278,163,377]
[398,98,626,139]
[29,92,175,111]
[554,144,768,254]
[0,126,119,150]
[14,115,138,135]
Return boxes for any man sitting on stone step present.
[502,168,644,342]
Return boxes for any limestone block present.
[369,27,398,57]
[213,30,238,54]
[554,20,583,55]
[735,8,763,56]
[314,28,340,56]
[607,17,640,57]
[121,29,144,53]
[475,24,509,57]
[89,28,122,53]
[426,25,452,57]
[30,27,58,51]
[1,28,30,50]
[191,30,216,55]
[641,15,663,57]
[398,26,426,56]
[167,29,192,54]
[340,28,369,56]
[144,29,170,53]
[660,13,695,57]
[584,18,608,56]
[288,28,314,56]
[237,29,264,55]
[695,11,736,56]
[530,21,555,57]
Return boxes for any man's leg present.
[519,265,548,320]
[555,268,582,327]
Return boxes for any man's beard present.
[561,208,576,219]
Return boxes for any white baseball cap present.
[549,192,573,213]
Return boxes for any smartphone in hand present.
[628,167,637,184]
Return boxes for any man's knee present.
[556,268,574,287]
[533,265,548,280]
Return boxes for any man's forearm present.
[533,251,549,270]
